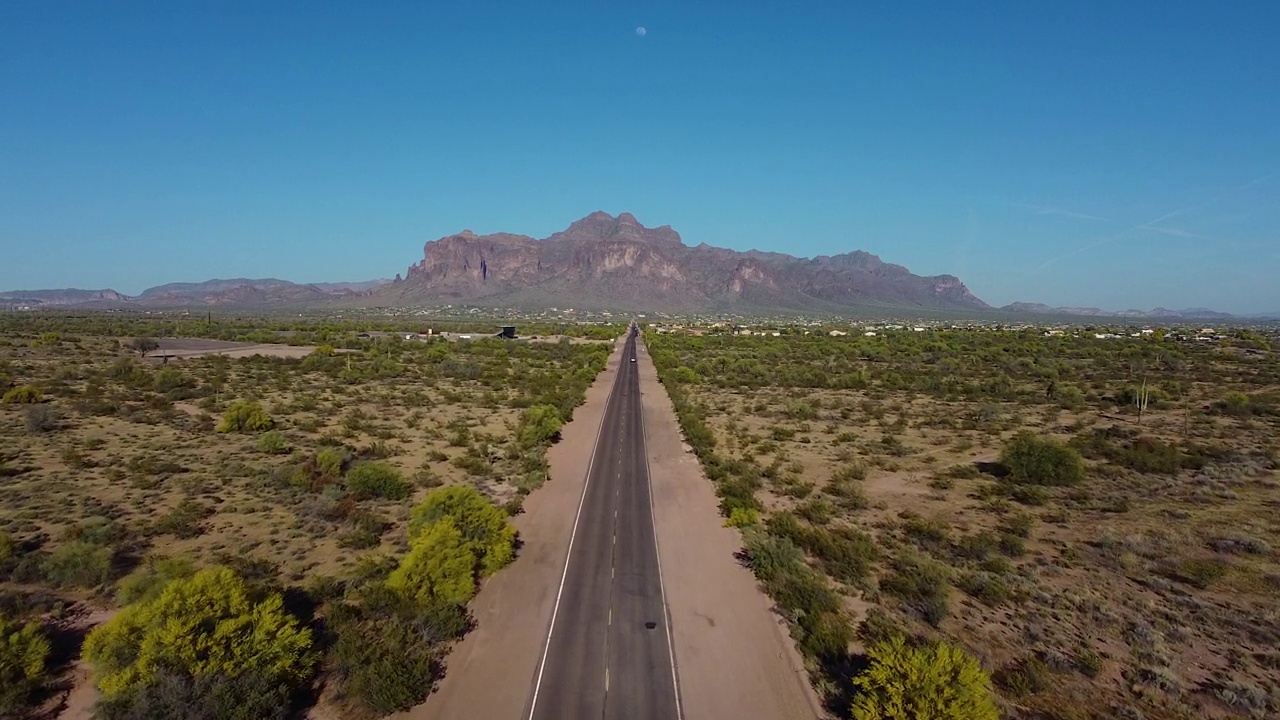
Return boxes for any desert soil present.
[147,338,328,359]
[635,338,824,720]
[395,337,626,720]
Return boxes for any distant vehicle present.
[631,357,636,362]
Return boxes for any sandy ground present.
[393,337,626,720]
[635,339,826,720]
[46,607,117,720]
[142,337,330,359]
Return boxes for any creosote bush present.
[346,461,410,501]
[999,432,1086,486]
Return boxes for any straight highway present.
[527,326,682,720]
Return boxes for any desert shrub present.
[215,400,274,433]
[152,367,193,394]
[0,614,51,714]
[314,446,347,479]
[741,529,806,585]
[3,385,41,404]
[407,486,516,575]
[93,669,291,720]
[879,553,952,626]
[1209,533,1270,556]
[724,507,761,528]
[852,636,999,720]
[1117,436,1181,474]
[796,496,835,524]
[995,656,1051,697]
[255,430,290,455]
[0,529,14,567]
[23,404,61,433]
[346,462,410,501]
[83,567,315,702]
[999,432,1085,486]
[857,607,905,647]
[153,500,213,539]
[339,510,390,550]
[517,404,563,447]
[116,557,197,605]
[385,518,477,608]
[42,540,114,587]
[1057,384,1086,409]
[1075,647,1104,678]
[956,570,1014,606]
[1162,556,1230,589]
[327,586,469,714]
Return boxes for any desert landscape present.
[0,312,616,718]
[646,326,1280,719]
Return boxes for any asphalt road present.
[527,328,682,720]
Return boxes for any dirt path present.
[395,337,626,720]
[635,338,825,720]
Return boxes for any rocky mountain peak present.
[385,212,990,312]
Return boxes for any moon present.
[636,26,647,36]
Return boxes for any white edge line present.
[636,332,686,720]
[526,336,624,719]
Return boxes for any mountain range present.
[382,211,987,312]
[1,212,1269,319]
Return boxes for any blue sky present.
[2,1,1277,313]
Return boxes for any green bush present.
[408,486,516,575]
[852,636,999,720]
[346,462,410,501]
[93,670,292,720]
[386,518,477,606]
[999,432,1085,486]
[215,400,274,433]
[0,614,50,715]
[42,540,114,587]
[116,557,197,605]
[83,566,316,702]
[724,507,761,528]
[255,430,290,455]
[314,446,346,479]
[152,367,193,394]
[327,587,469,714]
[517,404,563,447]
[2,385,41,404]
[879,554,952,627]
[742,529,806,585]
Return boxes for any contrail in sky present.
[1010,203,1110,222]
[1038,172,1276,270]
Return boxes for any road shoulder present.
[636,338,825,720]
[396,337,625,720]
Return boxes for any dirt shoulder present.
[636,339,824,720]
[396,337,625,720]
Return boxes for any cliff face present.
[389,211,990,311]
